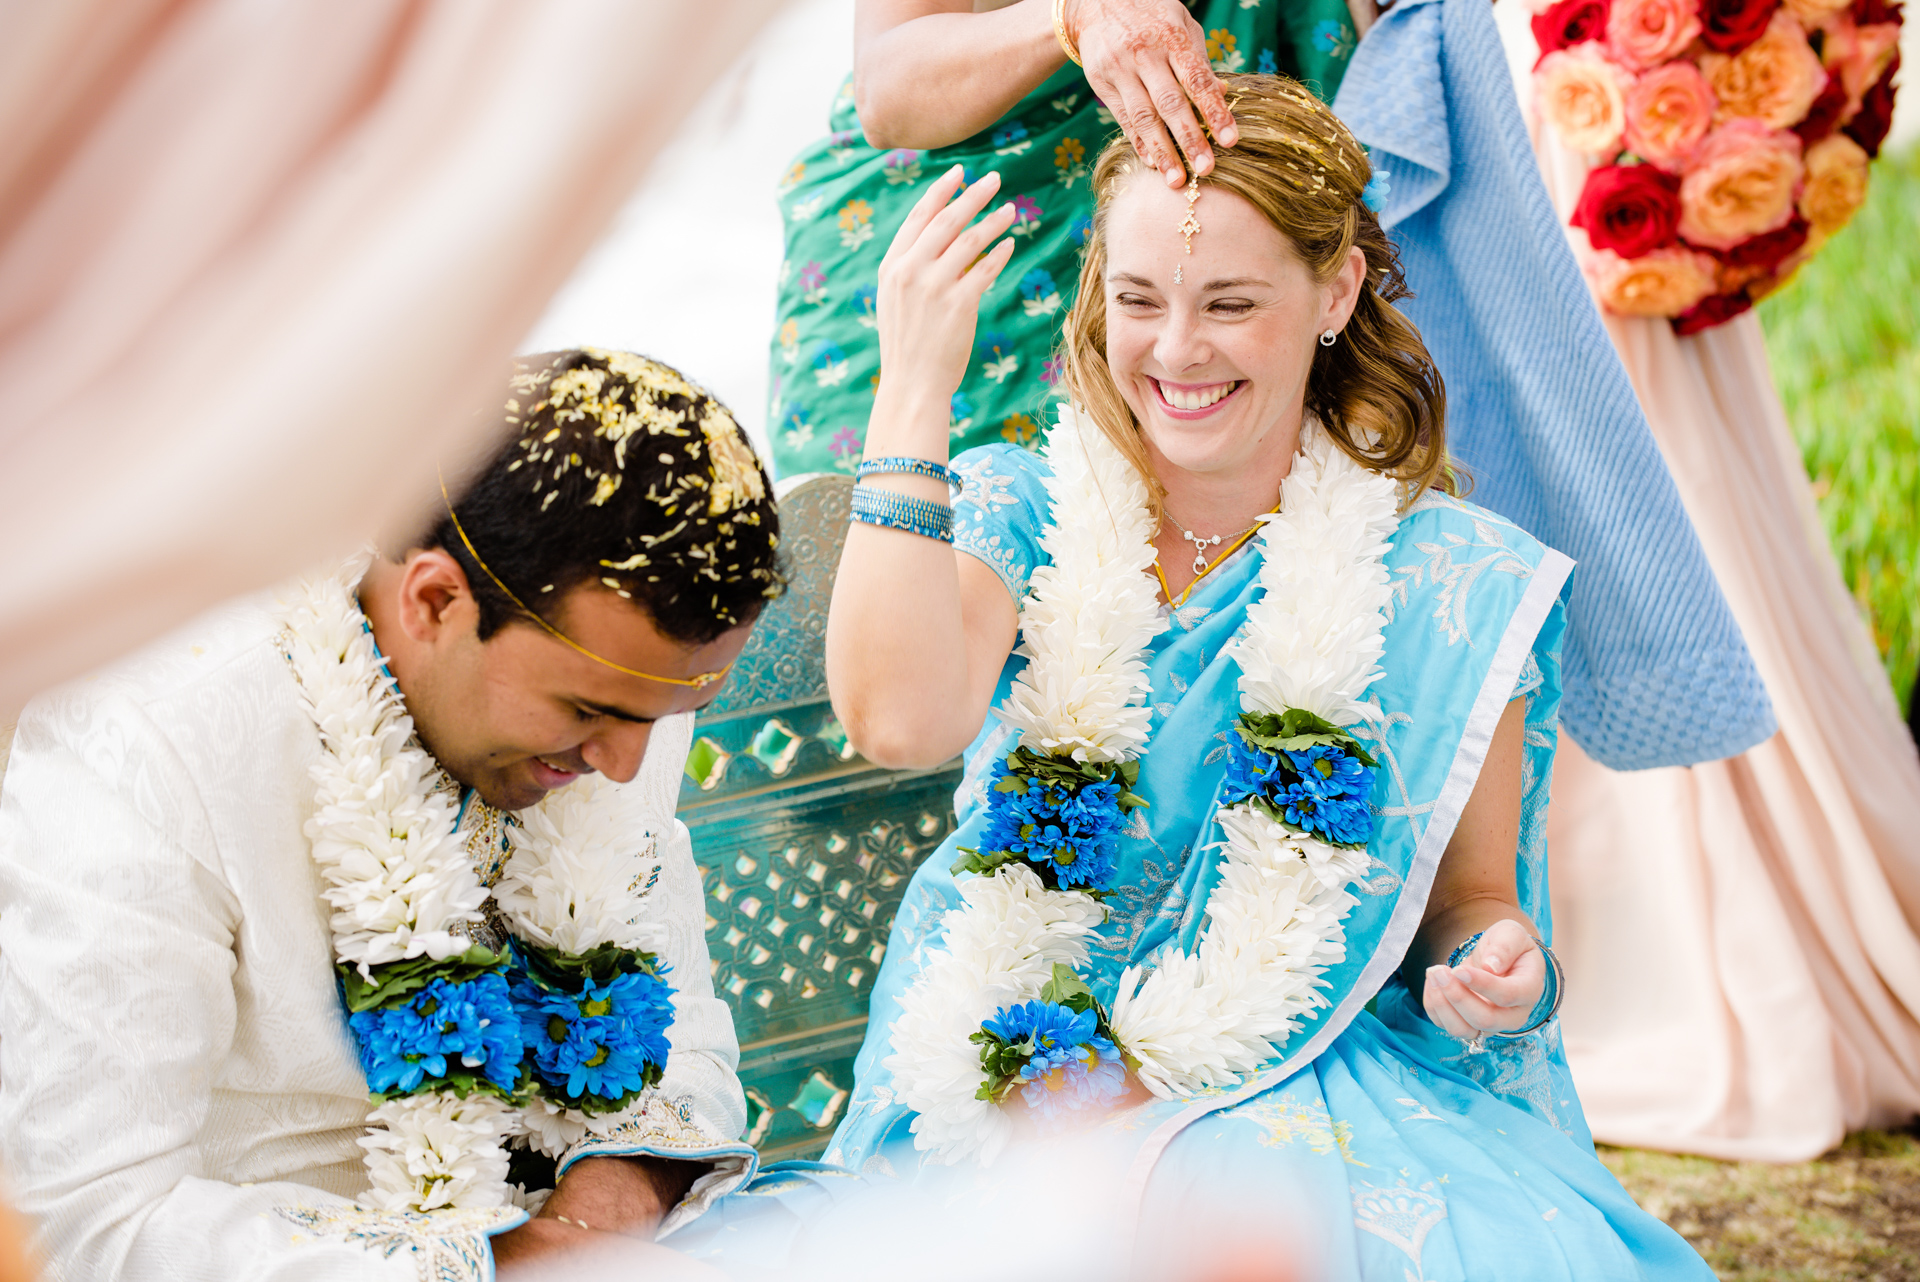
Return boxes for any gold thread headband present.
[439,473,730,690]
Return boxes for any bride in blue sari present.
[674,75,1709,1280]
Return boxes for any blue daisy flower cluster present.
[513,967,676,1106]
[1222,733,1377,848]
[978,999,1128,1121]
[972,761,1127,892]
[348,973,522,1096]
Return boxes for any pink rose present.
[1607,0,1706,68]
[1797,132,1872,234]
[1537,43,1634,153]
[1821,13,1903,116]
[1586,245,1721,315]
[1678,118,1805,247]
[1699,11,1831,128]
[1624,62,1719,168]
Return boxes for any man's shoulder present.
[20,588,300,766]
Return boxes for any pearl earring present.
[1319,330,1339,347]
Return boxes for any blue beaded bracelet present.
[849,486,954,543]
[856,457,959,489]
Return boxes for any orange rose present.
[1678,119,1804,248]
[1783,0,1850,30]
[1699,11,1830,128]
[1536,43,1632,153]
[1798,133,1871,234]
[1586,245,1721,315]
[1624,62,1719,169]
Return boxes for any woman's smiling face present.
[1103,174,1354,483]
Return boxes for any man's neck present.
[356,560,411,684]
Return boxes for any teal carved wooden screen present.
[680,475,963,1163]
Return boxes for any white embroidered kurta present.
[0,594,755,1280]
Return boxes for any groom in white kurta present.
[0,350,783,1279]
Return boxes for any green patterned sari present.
[764,0,1358,477]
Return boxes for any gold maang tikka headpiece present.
[1179,174,1201,253]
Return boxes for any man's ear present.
[395,549,478,644]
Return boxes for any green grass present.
[1757,140,1920,712]
[1603,1131,1920,1279]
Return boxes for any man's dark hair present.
[427,348,783,646]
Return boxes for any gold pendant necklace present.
[1154,504,1278,607]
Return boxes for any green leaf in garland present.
[1000,747,1151,812]
[1236,709,1377,768]
[950,845,1022,878]
[1038,962,1097,1015]
[517,939,663,990]
[338,944,509,1014]
[366,1057,534,1106]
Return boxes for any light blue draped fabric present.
[1331,0,1775,771]
[669,444,1712,1280]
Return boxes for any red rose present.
[1532,0,1612,63]
[1843,53,1899,156]
[1852,0,1902,26]
[1571,163,1684,257]
[1699,0,1779,53]
[1793,75,1849,143]
[1710,214,1811,269]
[1672,289,1755,334]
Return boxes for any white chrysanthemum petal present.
[883,865,1103,1165]
[494,774,667,954]
[997,406,1165,761]
[1231,428,1400,723]
[281,560,487,968]
[517,1095,592,1159]
[360,1093,517,1212]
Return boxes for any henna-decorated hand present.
[1064,0,1241,187]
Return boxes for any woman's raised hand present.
[1421,918,1548,1046]
[875,166,1019,418]
[1065,0,1240,188]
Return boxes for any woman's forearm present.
[854,1,1066,150]
[825,387,1006,768]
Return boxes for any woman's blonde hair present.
[1060,74,1456,517]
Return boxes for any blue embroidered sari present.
[673,444,1710,1280]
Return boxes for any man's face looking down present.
[362,548,755,811]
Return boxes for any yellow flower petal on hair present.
[700,405,766,515]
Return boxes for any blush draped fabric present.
[0,0,781,719]
[1534,132,1920,1161]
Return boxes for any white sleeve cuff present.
[555,1090,759,1237]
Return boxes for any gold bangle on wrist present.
[1052,0,1082,66]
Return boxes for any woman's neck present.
[1149,429,1300,540]
[1145,417,1302,603]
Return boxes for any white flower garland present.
[886,408,1401,1162]
[282,558,668,1210]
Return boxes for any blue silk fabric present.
[672,444,1710,1280]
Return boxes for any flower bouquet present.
[1530,0,1902,332]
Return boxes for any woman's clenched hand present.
[1421,918,1548,1045]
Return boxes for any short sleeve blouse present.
[950,443,1053,604]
